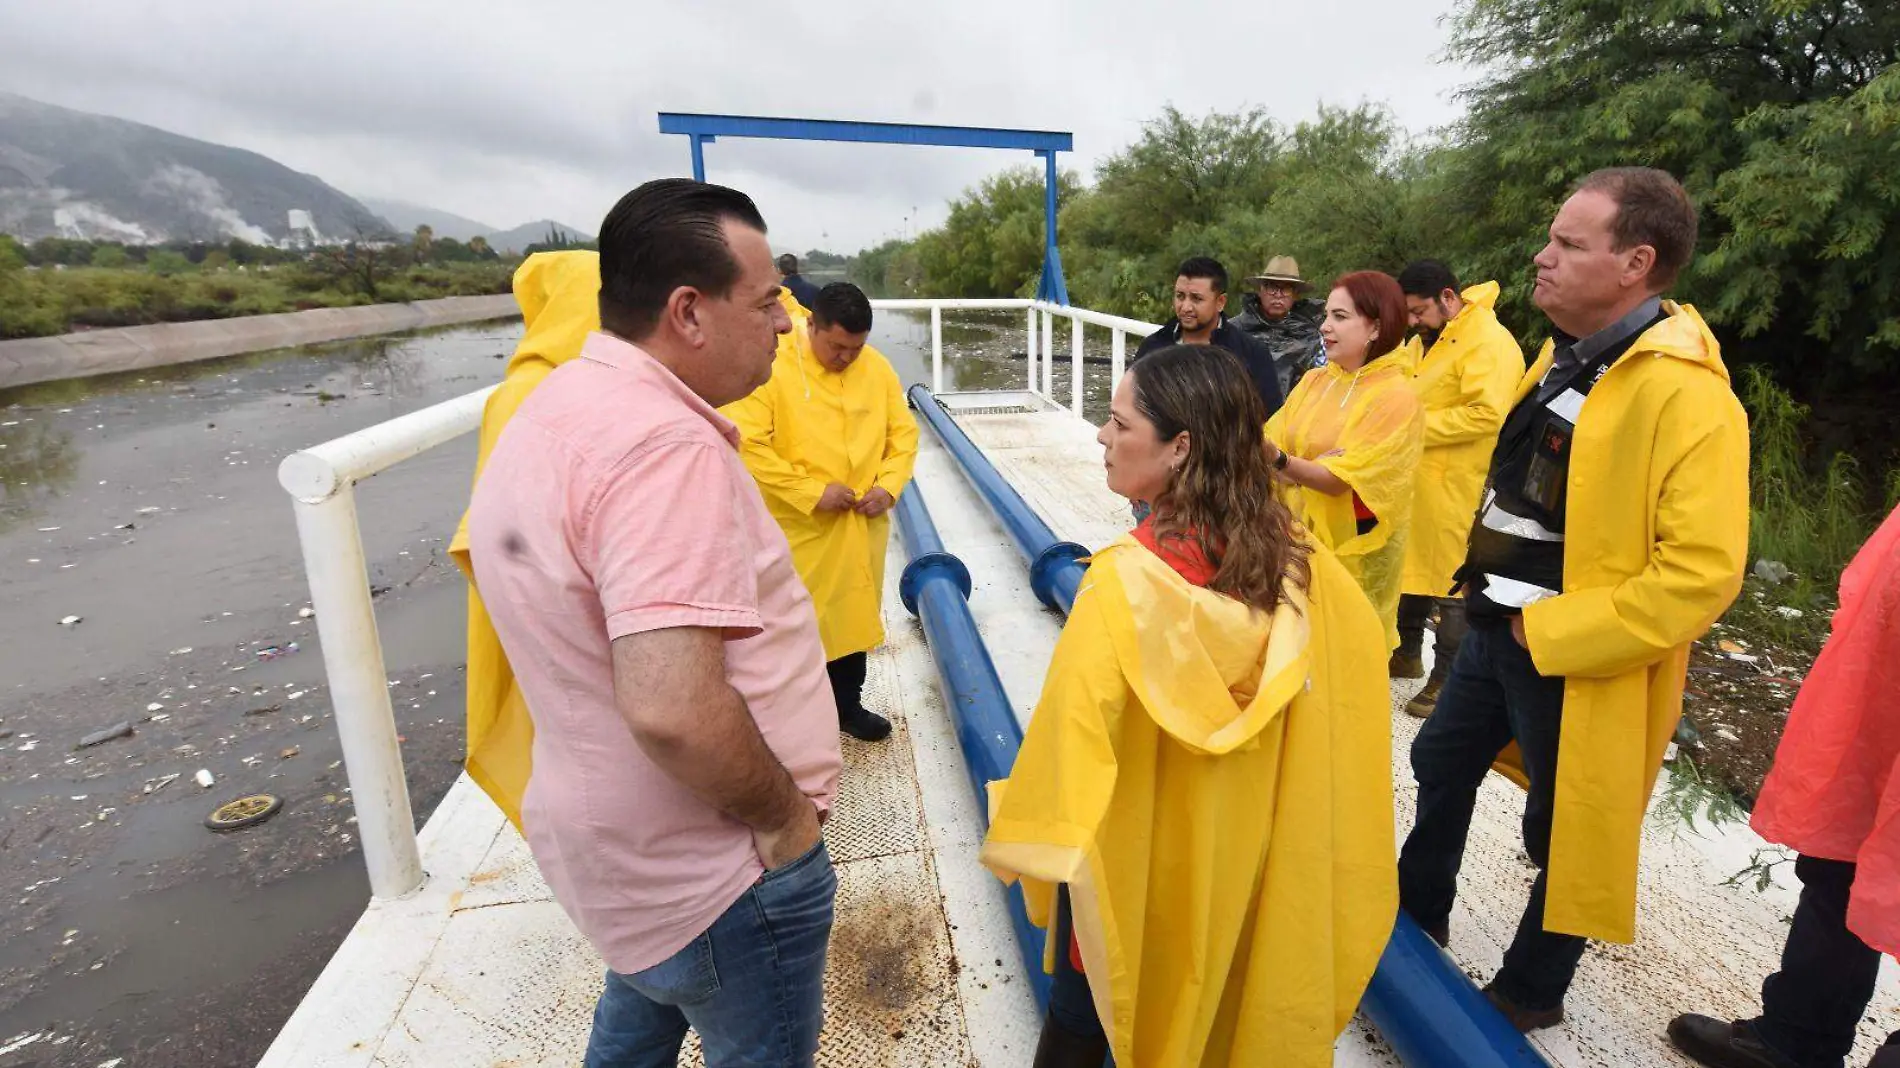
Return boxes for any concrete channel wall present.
[0,294,521,390]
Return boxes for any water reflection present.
[0,417,78,533]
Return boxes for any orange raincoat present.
[1751,505,1900,956]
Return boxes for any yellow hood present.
[1461,279,1501,313]
[1096,538,1309,755]
[1639,301,1729,382]
[505,250,601,379]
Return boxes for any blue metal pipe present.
[1362,919,1553,1066]
[907,385,1090,613]
[894,482,1052,1009]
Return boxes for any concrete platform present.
[259,398,1899,1067]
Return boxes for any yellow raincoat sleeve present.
[1420,340,1516,447]
[1261,368,1314,445]
[448,250,600,831]
[1522,388,1750,679]
[982,576,1123,900]
[1315,381,1425,527]
[872,360,920,498]
[726,381,828,516]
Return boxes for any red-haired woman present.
[1263,271,1425,649]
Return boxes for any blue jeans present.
[584,841,836,1068]
[1396,617,1586,1010]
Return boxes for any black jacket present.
[782,273,823,312]
[1134,315,1286,417]
[1232,295,1326,398]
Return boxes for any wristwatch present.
[1272,447,1290,472]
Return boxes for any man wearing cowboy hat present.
[1235,255,1327,397]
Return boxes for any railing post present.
[1041,309,1054,397]
[931,304,944,394]
[1111,329,1126,394]
[1025,306,1038,394]
[1069,314,1085,417]
[287,486,423,899]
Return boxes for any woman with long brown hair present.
[981,344,1398,1068]
[1264,270,1426,650]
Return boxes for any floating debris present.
[279,746,301,760]
[144,773,181,794]
[298,607,316,619]
[193,769,216,789]
[255,643,300,661]
[75,723,134,750]
[58,615,83,627]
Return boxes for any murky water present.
[0,310,1032,1067]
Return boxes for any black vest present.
[1460,312,1667,617]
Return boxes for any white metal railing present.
[277,386,496,899]
[871,297,1160,418]
[279,298,1152,900]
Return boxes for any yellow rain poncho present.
[1509,303,1749,942]
[721,326,918,660]
[982,537,1396,1068]
[1396,282,1527,598]
[449,252,812,828]
[450,251,599,830]
[1264,360,1425,649]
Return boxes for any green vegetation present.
[853,0,1900,585]
[0,230,514,339]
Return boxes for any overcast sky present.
[0,0,1477,254]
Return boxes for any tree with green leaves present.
[1444,0,1900,384]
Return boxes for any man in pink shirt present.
[466,179,843,1067]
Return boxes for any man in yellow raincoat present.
[1397,168,1749,1032]
[1391,261,1526,718]
[450,250,811,829]
[721,282,918,741]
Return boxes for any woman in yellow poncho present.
[1264,270,1425,651]
[981,344,1397,1068]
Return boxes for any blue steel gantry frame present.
[658,112,1074,305]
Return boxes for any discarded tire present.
[205,793,284,832]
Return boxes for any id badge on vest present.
[1522,388,1586,520]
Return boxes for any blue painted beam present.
[659,112,1072,153]
[893,482,1053,1010]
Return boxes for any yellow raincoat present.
[721,325,919,661]
[982,537,1396,1068]
[449,251,599,830]
[1508,302,1748,942]
[1264,359,1425,649]
[1397,282,1526,598]
[448,251,813,829]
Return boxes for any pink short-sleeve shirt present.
[466,332,841,974]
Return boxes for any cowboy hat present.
[1244,255,1310,291]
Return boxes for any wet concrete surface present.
[0,325,520,1068]
[0,311,1020,1068]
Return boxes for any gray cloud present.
[0,0,1475,253]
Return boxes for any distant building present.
[286,209,322,249]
